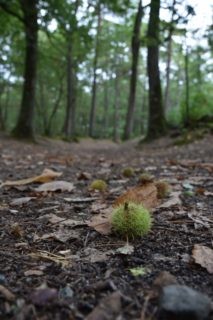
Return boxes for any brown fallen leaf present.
[87,208,113,235]
[35,180,74,192]
[153,271,177,290]
[178,160,213,173]
[10,197,36,206]
[85,291,121,320]
[77,171,92,180]
[115,244,134,255]
[38,228,79,243]
[114,183,159,210]
[0,285,15,301]
[10,222,24,237]
[192,244,213,274]
[81,248,113,263]
[42,213,86,227]
[156,191,182,209]
[1,168,62,187]
[91,201,108,214]
[24,269,44,276]
[64,197,99,203]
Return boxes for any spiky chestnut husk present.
[139,173,154,184]
[90,179,107,192]
[155,180,171,199]
[111,202,152,238]
[122,167,135,177]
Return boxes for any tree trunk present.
[103,81,109,137]
[184,46,190,126]
[123,0,143,140]
[89,0,101,137]
[12,0,38,139]
[63,37,76,138]
[164,0,176,114]
[46,76,64,136]
[147,0,165,139]
[113,69,120,143]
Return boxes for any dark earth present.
[0,133,212,319]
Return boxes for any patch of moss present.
[111,202,152,238]
[90,179,107,192]
[155,180,171,199]
[122,167,135,177]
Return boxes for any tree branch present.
[0,2,24,23]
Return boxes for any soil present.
[0,133,212,320]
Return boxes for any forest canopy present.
[0,0,212,141]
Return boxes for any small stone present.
[159,285,212,320]
[0,274,7,285]
[59,285,74,299]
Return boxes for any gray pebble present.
[159,285,212,320]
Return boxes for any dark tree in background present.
[0,0,38,139]
[13,0,38,139]
[123,0,143,140]
[89,0,102,137]
[164,0,176,114]
[147,0,165,139]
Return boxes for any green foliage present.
[112,202,152,238]
[0,0,212,139]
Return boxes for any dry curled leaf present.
[1,168,62,187]
[0,285,15,301]
[87,207,113,235]
[10,197,36,206]
[114,183,159,210]
[42,213,85,227]
[156,191,182,209]
[86,291,121,320]
[35,180,74,192]
[38,228,79,243]
[10,223,24,237]
[192,244,213,274]
[24,270,44,276]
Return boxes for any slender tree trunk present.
[113,69,120,143]
[63,37,76,138]
[103,81,109,137]
[164,0,176,114]
[89,0,101,137]
[184,46,190,126]
[0,83,6,130]
[147,0,165,140]
[46,76,64,136]
[38,78,48,134]
[123,0,143,140]
[12,0,38,139]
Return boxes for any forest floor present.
[0,132,212,320]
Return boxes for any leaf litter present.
[0,135,212,319]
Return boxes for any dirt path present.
[0,134,212,319]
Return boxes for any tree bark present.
[12,0,38,139]
[147,0,165,139]
[103,81,109,137]
[63,37,77,138]
[184,46,190,126]
[164,0,176,114]
[123,0,143,140]
[113,69,120,143]
[89,0,101,137]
